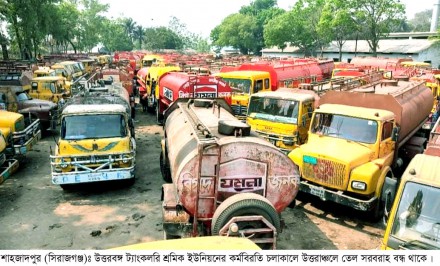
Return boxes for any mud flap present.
[162,184,192,238]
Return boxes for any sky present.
[100,0,437,39]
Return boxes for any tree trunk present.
[68,39,77,54]
[1,44,8,60]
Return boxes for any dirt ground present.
[0,106,384,250]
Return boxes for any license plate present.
[310,186,325,198]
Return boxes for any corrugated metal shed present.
[323,39,436,54]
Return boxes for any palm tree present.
[133,25,144,50]
[123,18,136,43]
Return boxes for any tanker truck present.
[380,118,440,250]
[155,72,232,124]
[288,80,433,221]
[159,98,300,249]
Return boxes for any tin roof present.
[262,39,437,54]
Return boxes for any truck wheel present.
[159,151,172,183]
[211,193,280,249]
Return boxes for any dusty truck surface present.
[380,117,440,250]
[0,83,59,132]
[0,110,41,156]
[246,88,318,153]
[0,131,19,185]
[160,98,300,249]
[289,80,433,221]
[156,72,232,124]
[50,83,136,189]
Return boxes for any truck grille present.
[302,158,346,189]
[231,104,247,117]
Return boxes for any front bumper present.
[299,180,378,212]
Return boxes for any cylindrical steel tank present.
[163,99,300,219]
[320,80,433,144]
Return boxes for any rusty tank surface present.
[160,98,300,249]
[320,80,433,146]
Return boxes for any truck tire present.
[160,151,172,183]
[211,193,280,249]
[156,103,164,125]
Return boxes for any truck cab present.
[215,71,271,119]
[288,82,433,220]
[50,85,136,189]
[381,153,440,250]
[0,110,41,156]
[0,84,59,132]
[246,88,316,153]
[29,76,70,104]
[33,67,57,78]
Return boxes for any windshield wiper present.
[346,139,369,148]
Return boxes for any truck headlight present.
[122,155,130,163]
[351,181,366,191]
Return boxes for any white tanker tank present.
[160,98,300,249]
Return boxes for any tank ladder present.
[181,100,221,236]
[193,141,221,236]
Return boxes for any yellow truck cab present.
[51,63,72,81]
[59,61,84,81]
[0,110,41,156]
[33,67,56,78]
[29,76,70,104]
[215,71,271,119]
[247,88,316,153]
[141,54,163,67]
[0,132,19,185]
[50,88,136,189]
[288,81,433,221]
[381,153,440,250]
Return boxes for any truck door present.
[379,120,395,158]
[299,101,313,143]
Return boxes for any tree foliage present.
[352,0,405,56]
[408,9,432,32]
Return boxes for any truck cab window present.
[255,80,263,93]
[382,121,394,141]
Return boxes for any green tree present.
[211,0,283,55]
[123,17,136,44]
[133,25,144,50]
[212,13,259,54]
[144,27,183,51]
[49,1,80,53]
[317,0,357,61]
[408,9,432,32]
[78,0,109,52]
[264,0,325,56]
[101,19,133,52]
[352,0,405,56]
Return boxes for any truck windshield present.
[61,114,126,140]
[390,182,440,249]
[221,78,251,94]
[248,96,299,124]
[311,113,378,144]
[16,92,31,101]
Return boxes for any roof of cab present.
[62,104,126,115]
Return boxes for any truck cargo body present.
[160,99,300,249]
[289,80,433,219]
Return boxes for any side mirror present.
[391,127,400,142]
